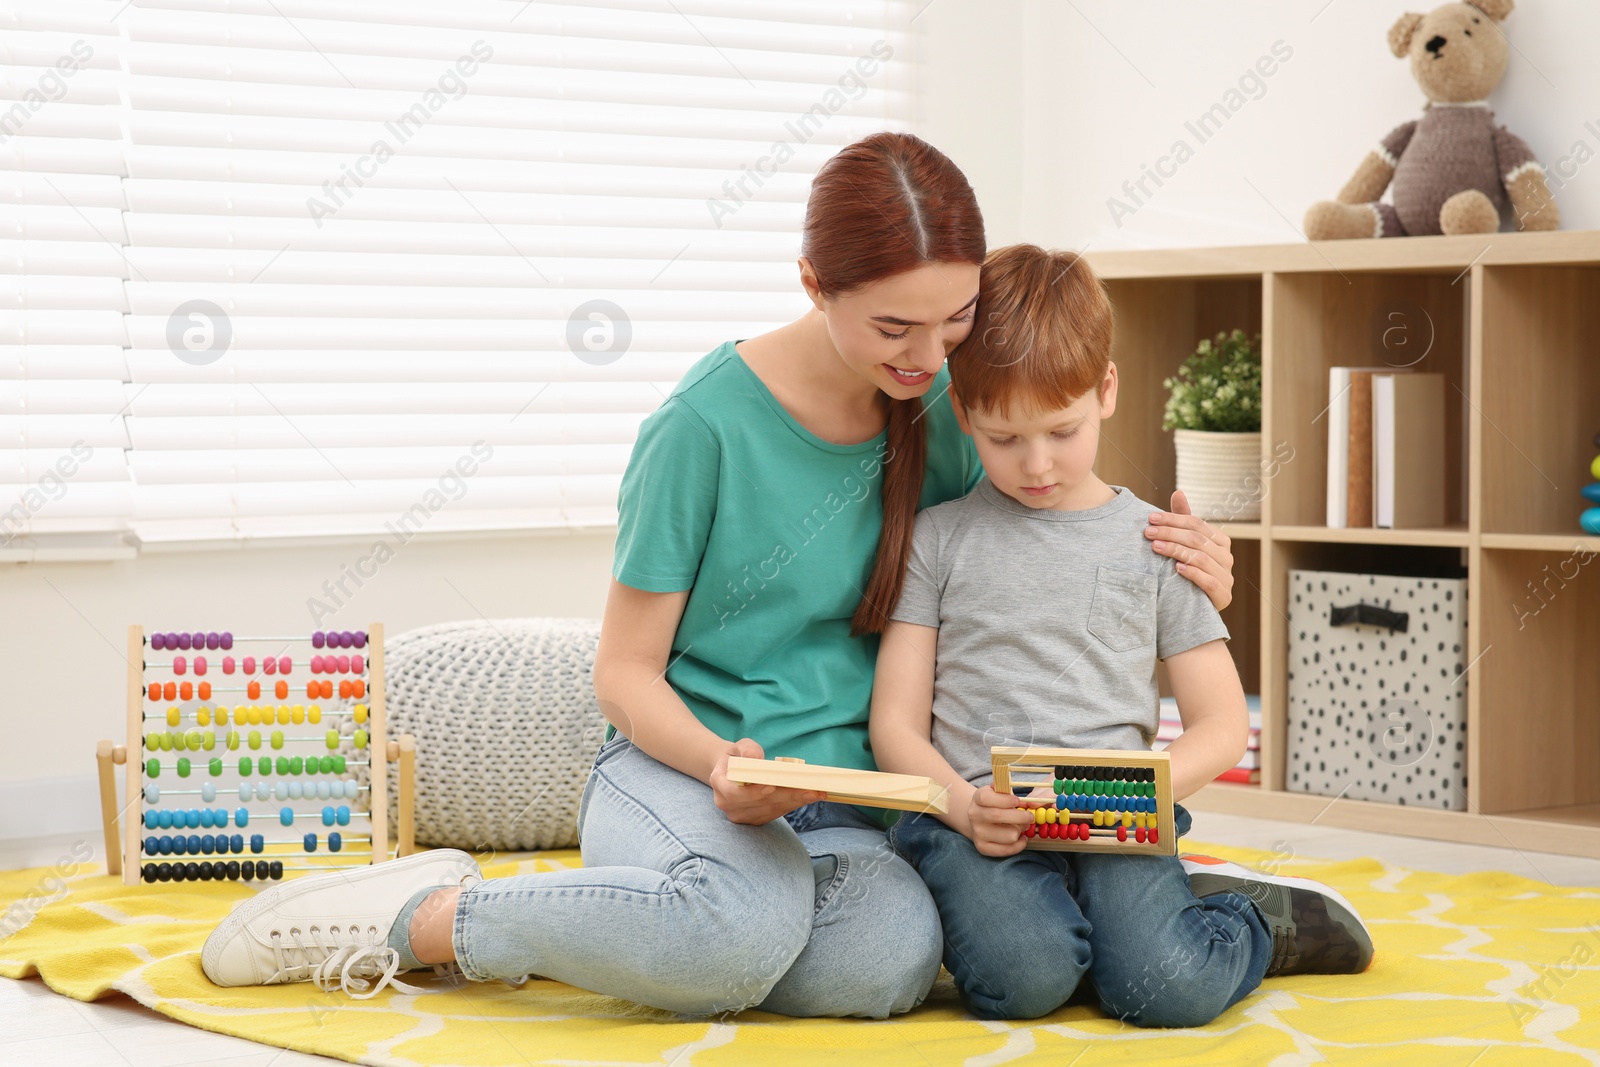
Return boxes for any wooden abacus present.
[726,756,949,814]
[95,623,417,886]
[991,747,1175,856]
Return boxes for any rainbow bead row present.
[146,679,367,701]
[1025,806,1161,844]
[147,630,367,651]
[141,860,284,883]
[142,832,347,856]
[163,654,366,676]
[143,778,362,804]
[143,752,354,776]
[145,725,367,751]
[141,805,354,830]
[148,704,368,727]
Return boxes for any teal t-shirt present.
[611,340,983,786]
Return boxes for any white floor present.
[3,814,1598,1067]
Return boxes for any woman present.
[201,132,1240,1016]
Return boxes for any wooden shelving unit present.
[1085,230,1600,859]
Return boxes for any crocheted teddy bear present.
[1304,0,1558,239]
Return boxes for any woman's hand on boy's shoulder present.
[966,785,1034,857]
[1146,489,1235,611]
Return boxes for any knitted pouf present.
[380,618,606,851]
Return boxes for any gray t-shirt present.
[889,476,1230,786]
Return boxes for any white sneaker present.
[201,848,481,998]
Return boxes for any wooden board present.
[991,747,1176,856]
[725,757,949,814]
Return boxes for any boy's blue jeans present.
[888,803,1272,1024]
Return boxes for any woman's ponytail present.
[850,393,928,636]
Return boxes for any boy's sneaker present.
[202,848,481,998]
[1181,855,1374,977]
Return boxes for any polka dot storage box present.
[380,618,607,850]
[1286,569,1468,810]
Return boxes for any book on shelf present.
[1326,366,1447,529]
[1373,372,1446,528]
[1326,367,1375,527]
[1346,370,1376,527]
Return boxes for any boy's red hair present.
[948,244,1114,419]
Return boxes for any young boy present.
[869,243,1373,1025]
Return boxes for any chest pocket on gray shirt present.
[1086,566,1157,653]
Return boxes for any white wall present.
[912,0,1027,246]
[1008,0,1600,250]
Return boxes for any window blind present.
[4,0,910,550]
[1,0,133,557]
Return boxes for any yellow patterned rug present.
[2,842,1597,1066]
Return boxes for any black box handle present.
[1329,602,1409,633]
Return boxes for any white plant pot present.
[1173,429,1262,522]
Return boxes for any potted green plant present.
[1162,329,1264,521]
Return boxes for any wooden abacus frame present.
[95,622,417,886]
[726,756,949,814]
[991,747,1176,856]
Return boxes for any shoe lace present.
[267,924,444,1000]
[1268,923,1301,974]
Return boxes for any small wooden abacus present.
[95,623,418,887]
[726,756,949,813]
[991,747,1175,856]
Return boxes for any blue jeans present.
[449,734,943,1018]
[888,804,1271,1024]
